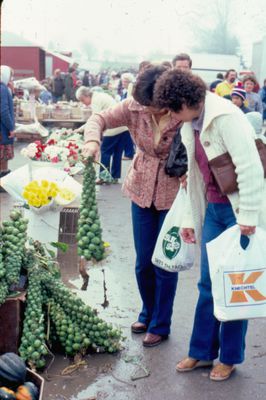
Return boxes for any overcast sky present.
[2,0,266,63]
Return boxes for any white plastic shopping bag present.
[152,188,195,272]
[207,225,266,321]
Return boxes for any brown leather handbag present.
[209,138,266,195]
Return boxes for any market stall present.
[14,101,92,139]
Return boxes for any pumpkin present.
[0,354,27,385]
[15,382,38,400]
[0,387,16,400]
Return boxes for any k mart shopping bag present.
[152,188,195,272]
[207,225,266,321]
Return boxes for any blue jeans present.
[123,131,135,158]
[131,202,178,336]
[189,203,248,364]
[52,95,62,103]
[100,135,125,179]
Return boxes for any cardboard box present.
[26,368,44,400]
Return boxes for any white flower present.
[44,145,61,159]
[60,148,70,161]
[21,148,29,157]
[49,132,60,142]
[21,143,38,158]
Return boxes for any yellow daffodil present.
[23,180,59,208]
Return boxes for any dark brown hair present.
[154,70,206,112]
[172,53,192,68]
[224,69,237,79]
[138,60,152,73]
[133,64,169,106]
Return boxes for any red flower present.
[67,142,79,150]
[47,139,57,145]
[51,156,59,163]
[34,140,46,153]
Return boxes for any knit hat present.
[231,88,246,101]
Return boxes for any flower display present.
[23,180,60,207]
[21,130,84,174]
[22,179,75,208]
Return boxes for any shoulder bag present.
[209,138,266,195]
[165,128,188,178]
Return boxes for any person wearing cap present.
[231,88,251,114]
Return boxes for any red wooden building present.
[1,32,73,81]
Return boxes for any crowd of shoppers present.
[2,55,265,381]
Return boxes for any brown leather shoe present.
[142,333,167,347]
[131,321,147,334]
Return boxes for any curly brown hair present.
[242,75,257,85]
[132,64,170,106]
[154,70,207,112]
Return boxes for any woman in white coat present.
[154,70,266,381]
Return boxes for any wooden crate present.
[0,293,26,354]
[59,206,80,244]
[15,132,42,142]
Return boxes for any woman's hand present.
[239,224,256,236]
[82,141,100,161]
[180,228,196,243]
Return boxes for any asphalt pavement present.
[1,142,266,400]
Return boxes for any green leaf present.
[46,249,56,258]
[50,241,69,253]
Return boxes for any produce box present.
[0,293,26,355]
[71,106,82,119]
[59,206,80,244]
[26,368,44,400]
